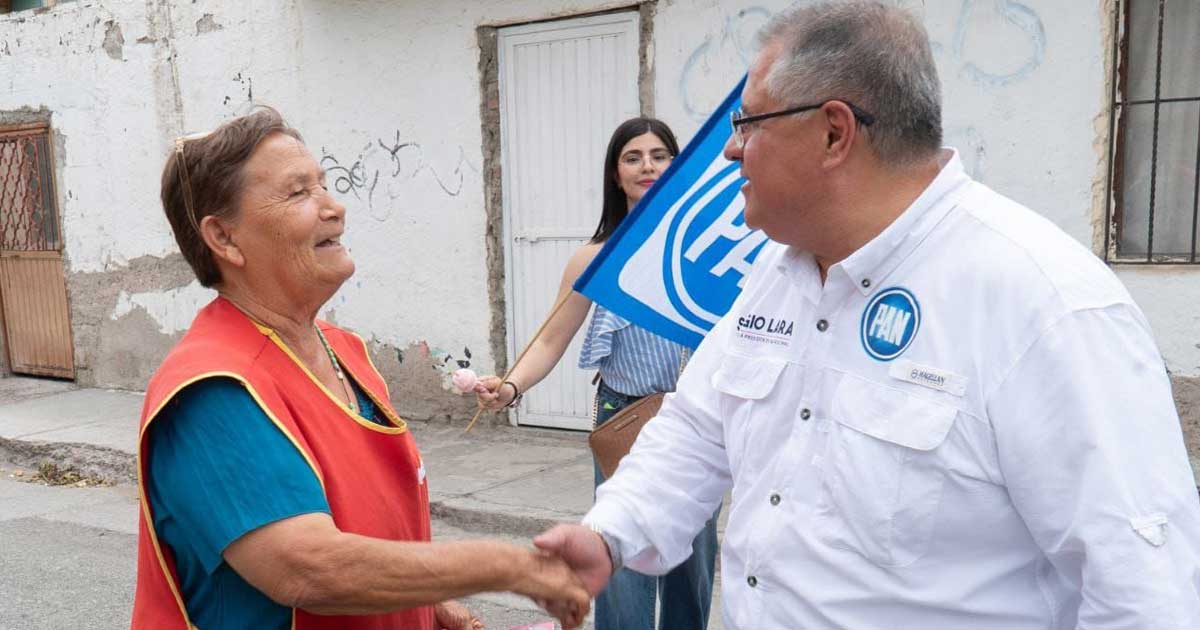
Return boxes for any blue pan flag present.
[573,76,768,348]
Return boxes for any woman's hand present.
[506,548,591,629]
[475,376,516,410]
[434,599,484,630]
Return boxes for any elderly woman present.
[132,108,589,630]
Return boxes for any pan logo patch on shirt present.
[861,287,921,361]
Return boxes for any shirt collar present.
[835,148,971,295]
[770,242,822,304]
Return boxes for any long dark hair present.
[590,117,680,243]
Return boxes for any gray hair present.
[758,1,942,166]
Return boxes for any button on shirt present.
[584,150,1200,629]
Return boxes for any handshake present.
[447,370,616,628]
[501,524,616,630]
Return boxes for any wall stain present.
[223,71,253,108]
[101,20,123,61]
[196,13,223,35]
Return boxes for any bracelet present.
[502,380,523,408]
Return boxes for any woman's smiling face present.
[228,133,355,296]
[615,132,673,208]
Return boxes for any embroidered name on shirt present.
[888,359,967,396]
[736,313,794,346]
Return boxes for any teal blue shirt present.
[146,376,378,630]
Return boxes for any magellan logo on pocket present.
[860,287,921,361]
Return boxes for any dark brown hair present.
[160,107,303,287]
[591,117,680,243]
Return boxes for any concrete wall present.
[1,0,1197,439]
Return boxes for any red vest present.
[131,297,434,630]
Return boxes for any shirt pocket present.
[711,354,788,479]
[815,371,958,567]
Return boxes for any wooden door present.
[0,123,74,379]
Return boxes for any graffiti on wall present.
[320,132,475,221]
[677,0,1047,120]
[678,6,770,121]
[949,0,1046,87]
[670,0,1047,186]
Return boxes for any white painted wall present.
[4,0,1198,381]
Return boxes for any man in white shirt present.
[534,1,1200,628]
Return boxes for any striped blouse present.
[578,304,687,397]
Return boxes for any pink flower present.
[452,368,479,393]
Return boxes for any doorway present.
[497,11,642,429]
[0,123,75,379]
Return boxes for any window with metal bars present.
[1105,0,1200,264]
[0,125,61,253]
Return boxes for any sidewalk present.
[0,376,597,536]
[0,376,730,629]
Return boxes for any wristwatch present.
[587,523,623,573]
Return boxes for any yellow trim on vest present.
[133,480,192,628]
[340,331,410,431]
[350,330,391,398]
[262,327,409,434]
[138,371,332,629]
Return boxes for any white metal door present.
[499,12,641,430]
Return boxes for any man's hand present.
[506,548,591,629]
[434,599,484,630]
[533,524,614,597]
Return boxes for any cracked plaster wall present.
[2,1,1199,438]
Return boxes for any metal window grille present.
[1104,0,1200,263]
[0,124,61,253]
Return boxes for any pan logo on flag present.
[575,76,753,348]
[663,161,769,330]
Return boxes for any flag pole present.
[464,290,575,433]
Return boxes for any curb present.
[429,499,578,539]
[0,435,580,539]
[0,437,137,485]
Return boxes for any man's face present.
[724,42,825,244]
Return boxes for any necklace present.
[315,325,358,413]
[220,295,357,413]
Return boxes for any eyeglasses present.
[729,100,875,148]
[174,131,211,236]
[619,150,674,168]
